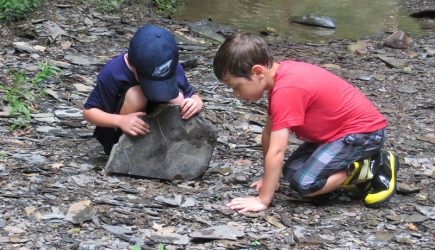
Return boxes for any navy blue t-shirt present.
[84,52,195,154]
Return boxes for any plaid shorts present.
[282,128,386,194]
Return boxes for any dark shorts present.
[282,128,386,194]
[94,94,126,155]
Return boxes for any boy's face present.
[222,74,266,102]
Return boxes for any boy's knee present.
[290,176,326,195]
[121,86,147,114]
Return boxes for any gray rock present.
[290,14,336,29]
[404,213,428,223]
[397,182,420,194]
[415,205,435,220]
[150,232,189,245]
[32,113,58,123]
[181,197,196,207]
[54,107,83,119]
[375,231,394,241]
[189,19,234,43]
[39,21,66,41]
[410,9,435,18]
[70,174,95,187]
[105,105,217,180]
[13,42,37,53]
[65,200,95,224]
[422,221,435,230]
[155,195,182,206]
[398,85,418,94]
[64,54,105,66]
[394,233,414,244]
[384,31,412,49]
[42,213,65,220]
[36,125,63,134]
[102,225,133,236]
[190,224,245,240]
[377,56,409,69]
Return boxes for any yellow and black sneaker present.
[364,151,399,207]
[342,157,375,196]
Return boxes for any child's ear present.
[251,65,265,77]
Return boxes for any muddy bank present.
[0,1,434,249]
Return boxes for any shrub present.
[0,0,41,21]
[0,62,61,129]
[153,0,182,13]
[85,0,125,12]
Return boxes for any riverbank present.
[0,1,433,249]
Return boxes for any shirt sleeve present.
[269,87,312,131]
[176,64,194,98]
[83,74,120,114]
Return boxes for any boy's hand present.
[250,179,280,192]
[227,196,268,213]
[180,98,201,120]
[117,112,149,136]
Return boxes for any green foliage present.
[0,62,61,130]
[157,242,165,250]
[70,227,81,233]
[153,0,182,13]
[32,62,61,89]
[131,244,141,250]
[251,239,261,246]
[84,0,125,12]
[212,192,222,201]
[0,0,41,21]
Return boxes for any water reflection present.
[173,0,425,42]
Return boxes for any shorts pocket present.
[343,133,370,145]
[343,129,386,146]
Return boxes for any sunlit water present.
[173,0,426,42]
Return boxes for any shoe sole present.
[364,151,399,207]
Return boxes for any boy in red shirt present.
[213,33,399,212]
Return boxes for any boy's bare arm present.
[258,128,289,206]
[251,117,276,192]
[262,116,272,159]
[227,128,289,213]
[83,108,149,136]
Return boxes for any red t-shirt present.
[268,61,387,143]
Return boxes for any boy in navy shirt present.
[83,25,203,155]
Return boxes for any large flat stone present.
[105,105,217,180]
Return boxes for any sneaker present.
[364,151,399,207]
[342,157,374,195]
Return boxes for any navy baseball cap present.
[128,25,179,102]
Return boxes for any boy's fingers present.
[183,109,194,119]
[128,129,138,136]
[133,126,146,135]
[136,118,148,128]
[182,101,193,111]
[134,122,149,133]
[182,103,199,119]
[130,125,143,134]
[239,207,250,213]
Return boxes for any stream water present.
[173,0,426,42]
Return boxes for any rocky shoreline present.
[0,1,434,249]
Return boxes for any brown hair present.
[213,33,273,81]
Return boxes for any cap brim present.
[138,74,179,102]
